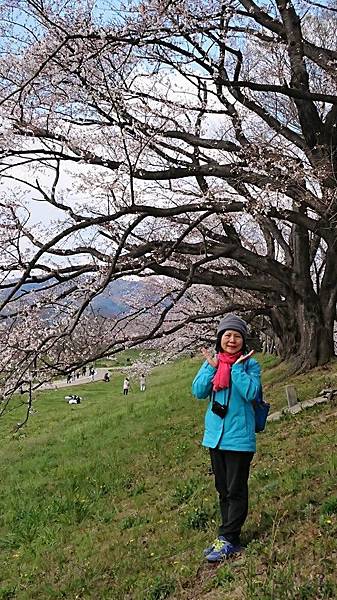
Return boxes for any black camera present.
[211,400,228,418]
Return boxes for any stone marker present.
[267,395,329,422]
[285,384,298,408]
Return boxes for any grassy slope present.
[0,355,336,600]
[261,353,337,410]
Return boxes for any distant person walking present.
[103,371,110,383]
[82,366,87,376]
[192,314,262,562]
[140,374,146,392]
[90,367,96,382]
[123,377,130,396]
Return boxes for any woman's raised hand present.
[234,349,255,364]
[201,347,218,368]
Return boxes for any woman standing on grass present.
[192,314,262,562]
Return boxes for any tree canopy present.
[1,0,337,412]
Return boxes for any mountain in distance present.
[91,279,148,316]
[2,278,151,317]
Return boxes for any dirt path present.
[39,366,132,390]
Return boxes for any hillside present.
[0,355,336,599]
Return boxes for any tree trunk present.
[270,296,335,372]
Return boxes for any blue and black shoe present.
[203,537,221,557]
[206,537,241,562]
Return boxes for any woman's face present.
[220,330,244,354]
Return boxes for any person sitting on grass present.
[65,394,81,405]
[192,314,262,562]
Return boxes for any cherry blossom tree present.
[0,0,336,403]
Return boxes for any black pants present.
[209,448,254,545]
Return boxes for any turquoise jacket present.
[192,358,262,452]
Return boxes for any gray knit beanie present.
[217,313,248,342]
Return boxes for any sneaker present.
[203,537,222,557]
[206,537,241,562]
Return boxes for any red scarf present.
[212,351,242,391]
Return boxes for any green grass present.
[257,353,337,411]
[0,355,336,599]
[95,348,157,368]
